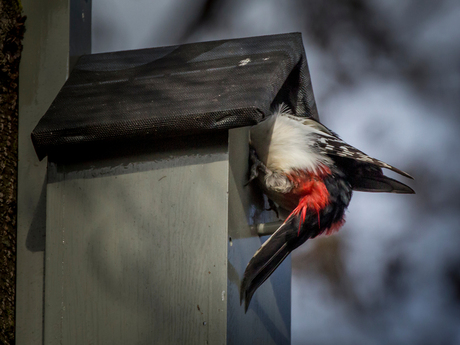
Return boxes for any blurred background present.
[92,1,460,344]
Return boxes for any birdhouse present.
[31,32,318,344]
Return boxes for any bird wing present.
[315,132,414,179]
[285,115,413,179]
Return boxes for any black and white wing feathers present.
[315,132,413,179]
[284,114,414,193]
[288,115,413,178]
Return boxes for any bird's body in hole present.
[241,104,414,311]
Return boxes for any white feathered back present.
[250,105,332,174]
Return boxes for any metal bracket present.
[251,220,283,236]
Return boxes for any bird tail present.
[240,218,297,312]
[352,174,415,194]
[332,156,415,194]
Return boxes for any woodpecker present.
[241,104,414,311]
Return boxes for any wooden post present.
[17,0,90,343]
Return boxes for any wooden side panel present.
[227,127,291,345]
[45,143,228,344]
[44,128,291,344]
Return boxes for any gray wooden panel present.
[227,128,291,345]
[17,0,70,343]
[45,140,229,344]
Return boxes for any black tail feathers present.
[240,220,297,312]
[351,174,415,194]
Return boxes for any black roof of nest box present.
[31,32,319,161]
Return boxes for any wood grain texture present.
[45,137,229,344]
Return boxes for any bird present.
[241,103,414,312]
